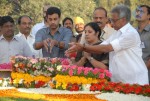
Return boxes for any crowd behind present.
[0,3,150,85]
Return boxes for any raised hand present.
[65,42,84,55]
[43,38,51,52]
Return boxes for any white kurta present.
[102,23,148,85]
[16,33,43,58]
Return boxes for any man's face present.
[136,6,150,22]
[64,19,73,31]
[93,9,108,29]
[43,5,51,21]
[1,22,14,38]
[75,23,84,34]
[110,13,124,30]
[19,17,32,34]
[47,14,60,30]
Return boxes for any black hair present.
[84,22,101,40]
[62,17,73,26]
[0,16,14,26]
[94,7,107,17]
[18,15,32,25]
[46,7,61,17]
[140,5,150,15]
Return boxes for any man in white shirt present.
[31,3,51,37]
[0,16,32,77]
[16,15,42,58]
[66,5,148,85]
[93,7,116,41]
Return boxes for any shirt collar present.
[48,26,63,35]
[0,34,19,41]
[119,23,130,34]
[18,32,34,38]
[143,24,150,32]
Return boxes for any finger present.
[49,41,55,53]
[43,40,49,52]
[68,42,76,47]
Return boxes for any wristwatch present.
[88,57,94,62]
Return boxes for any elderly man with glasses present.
[66,5,149,85]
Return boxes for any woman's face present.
[85,25,98,43]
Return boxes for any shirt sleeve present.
[34,29,44,43]
[62,28,72,49]
[110,30,139,52]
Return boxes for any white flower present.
[82,84,91,91]
[14,63,18,67]
[56,65,62,71]
[19,79,24,84]
[2,80,8,87]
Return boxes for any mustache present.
[66,26,71,29]
[96,22,102,25]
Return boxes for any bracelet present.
[88,57,94,62]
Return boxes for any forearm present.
[88,57,108,69]
[34,42,44,50]
[75,57,86,66]
[83,44,112,54]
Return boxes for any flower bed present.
[90,81,150,97]
[10,56,71,88]
[54,65,112,91]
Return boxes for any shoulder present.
[14,36,26,42]
[59,27,72,34]
[36,27,49,35]
[33,22,44,28]
[121,23,138,36]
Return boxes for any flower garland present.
[11,72,52,88]
[57,65,112,80]
[90,81,150,97]
[54,74,107,90]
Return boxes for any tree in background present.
[0,0,149,25]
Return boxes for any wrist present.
[56,41,60,47]
[88,56,94,62]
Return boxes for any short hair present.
[139,5,150,15]
[0,16,14,26]
[46,7,61,17]
[62,17,73,26]
[94,7,107,17]
[84,22,101,40]
[111,4,131,22]
[18,15,32,25]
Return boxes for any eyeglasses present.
[109,17,124,23]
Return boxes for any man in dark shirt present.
[34,7,72,58]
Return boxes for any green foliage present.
[0,0,149,25]
[0,97,45,101]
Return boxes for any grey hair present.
[111,4,131,22]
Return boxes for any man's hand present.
[49,39,58,53]
[43,38,51,52]
[65,42,84,55]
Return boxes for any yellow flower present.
[56,82,62,88]
[62,82,67,89]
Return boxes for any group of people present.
[0,3,150,85]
